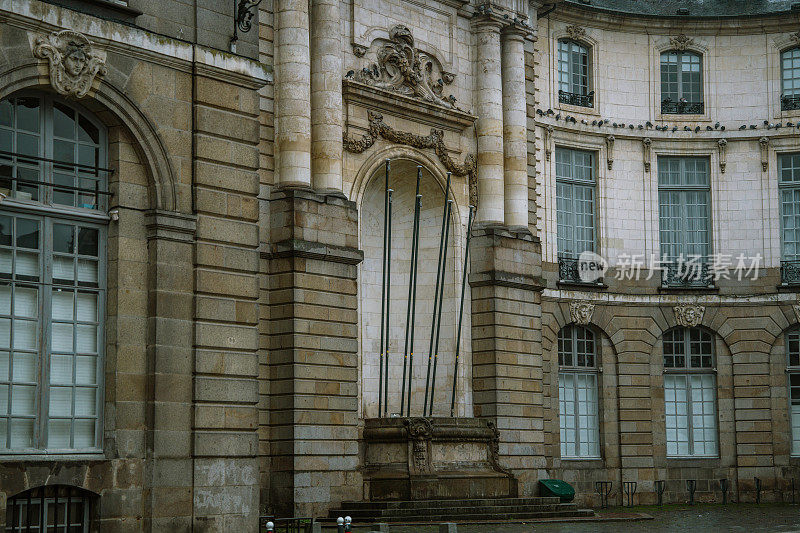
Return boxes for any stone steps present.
[327,497,594,523]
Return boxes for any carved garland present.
[718,139,728,174]
[565,25,586,41]
[605,135,615,170]
[344,110,478,205]
[759,137,770,172]
[642,137,652,173]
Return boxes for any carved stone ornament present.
[353,25,456,109]
[759,137,770,172]
[352,43,368,58]
[565,25,586,41]
[33,30,107,98]
[544,125,554,161]
[793,303,800,323]
[673,304,705,328]
[642,137,652,173]
[669,34,694,51]
[569,301,595,326]
[605,135,615,170]
[404,418,433,474]
[343,110,478,205]
[718,138,728,174]
[792,31,800,43]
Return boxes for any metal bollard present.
[687,479,697,505]
[595,481,612,509]
[265,522,274,532]
[439,523,458,533]
[755,477,762,504]
[655,480,665,506]
[623,481,637,507]
[337,517,344,533]
[720,479,729,505]
[345,516,352,533]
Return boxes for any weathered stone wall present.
[0,1,267,531]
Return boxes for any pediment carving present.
[351,25,458,110]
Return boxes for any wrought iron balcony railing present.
[661,260,713,289]
[661,99,704,115]
[781,260,800,285]
[782,94,800,112]
[558,255,603,285]
[558,90,594,108]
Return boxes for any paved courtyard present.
[352,503,800,532]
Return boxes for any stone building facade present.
[1,0,800,531]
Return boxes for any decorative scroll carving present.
[565,25,586,41]
[485,420,512,475]
[544,125,554,161]
[352,43,368,57]
[718,138,728,173]
[605,135,615,170]
[354,25,456,108]
[792,31,800,43]
[344,110,477,205]
[669,34,694,51]
[642,137,652,173]
[33,30,107,98]
[569,301,595,325]
[759,137,770,172]
[404,418,433,474]
[674,304,705,328]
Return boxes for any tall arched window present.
[660,50,703,114]
[782,47,800,111]
[786,328,800,455]
[558,39,593,108]
[663,327,717,457]
[0,93,107,453]
[558,324,600,458]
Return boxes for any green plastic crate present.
[538,478,575,502]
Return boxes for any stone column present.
[473,18,505,225]
[310,0,343,193]
[275,0,312,186]
[470,227,545,495]
[501,27,528,230]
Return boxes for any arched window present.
[663,327,717,457]
[660,50,703,114]
[781,47,800,111]
[6,485,96,532]
[786,328,800,455]
[558,324,600,458]
[0,93,107,453]
[558,39,593,108]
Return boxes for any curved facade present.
[0,0,799,531]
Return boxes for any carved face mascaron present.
[33,30,107,99]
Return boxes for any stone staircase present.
[326,496,595,523]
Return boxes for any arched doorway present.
[359,159,463,418]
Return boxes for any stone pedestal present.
[267,187,363,516]
[363,417,517,501]
[469,226,545,494]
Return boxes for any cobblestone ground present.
[353,503,800,532]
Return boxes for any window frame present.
[781,47,800,112]
[786,328,800,456]
[662,327,719,458]
[657,156,713,288]
[555,147,597,259]
[557,324,601,460]
[557,39,593,108]
[0,92,108,457]
[660,49,704,115]
[779,152,800,263]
